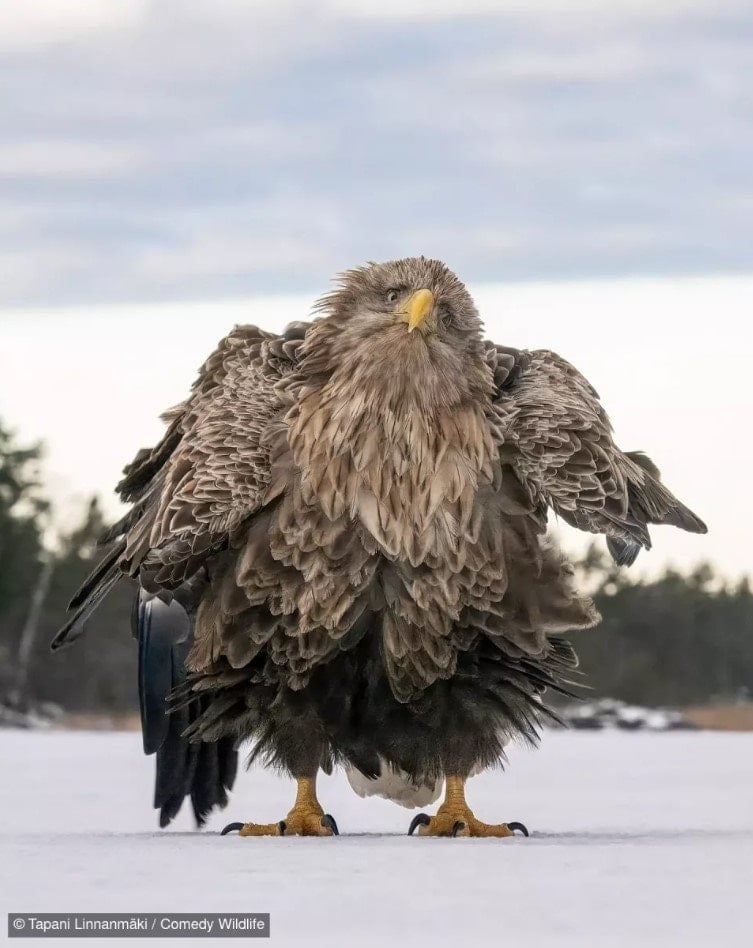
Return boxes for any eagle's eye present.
[438,305,454,329]
[385,288,400,304]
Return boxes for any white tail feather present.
[345,759,442,809]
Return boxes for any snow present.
[2,729,752,947]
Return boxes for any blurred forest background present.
[1,417,751,717]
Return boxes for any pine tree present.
[27,496,137,714]
[0,422,49,697]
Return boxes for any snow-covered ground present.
[2,729,752,947]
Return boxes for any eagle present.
[54,258,706,838]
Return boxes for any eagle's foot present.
[222,776,338,838]
[234,809,336,837]
[276,800,338,837]
[408,809,524,837]
[407,776,528,839]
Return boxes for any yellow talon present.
[409,776,527,838]
[223,776,339,837]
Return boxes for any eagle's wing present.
[484,343,707,565]
[52,320,309,649]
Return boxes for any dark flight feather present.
[606,536,641,567]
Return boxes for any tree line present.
[0,419,750,714]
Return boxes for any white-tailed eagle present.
[55,258,705,837]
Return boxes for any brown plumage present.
[54,257,706,829]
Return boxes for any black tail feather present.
[137,594,238,827]
[190,737,236,826]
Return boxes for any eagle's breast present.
[242,386,512,699]
[286,386,498,566]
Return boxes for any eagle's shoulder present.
[116,321,309,506]
[189,320,310,399]
[482,342,602,405]
[481,340,533,397]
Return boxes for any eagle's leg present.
[225,775,338,838]
[408,776,528,839]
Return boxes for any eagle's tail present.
[345,759,442,809]
[135,593,237,827]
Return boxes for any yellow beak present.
[399,288,435,333]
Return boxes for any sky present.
[0,1,751,578]
[0,0,752,305]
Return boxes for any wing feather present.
[135,322,308,583]
[53,320,309,647]
[484,344,706,565]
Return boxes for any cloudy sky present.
[0,2,751,578]
[1,0,752,306]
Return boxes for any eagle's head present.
[289,257,499,534]
[304,257,493,415]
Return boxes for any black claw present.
[507,821,529,837]
[221,822,244,836]
[451,820,466,837]
[277,820,287,835]
[408,813,431,836]
[321,814,339,836]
